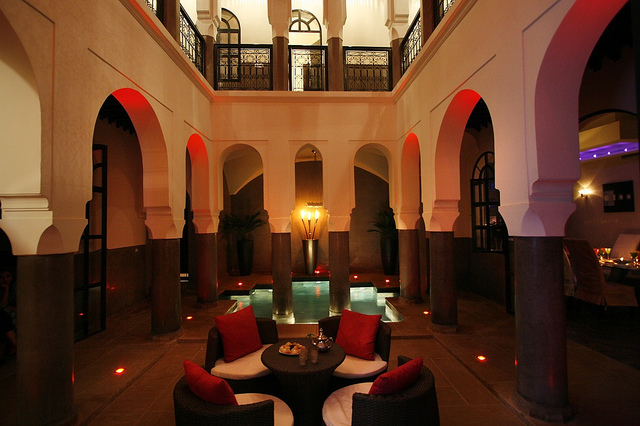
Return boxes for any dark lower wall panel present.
[454,237,508,307]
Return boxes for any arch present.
[219,144,264,200]
[526,0,627,235]
[186,133,214,233]
[398,133,421,229]
[0,11,52,255]
[0,10,41,196]
[110,88,173,238]
[218,8,241,45]
[431,89,482,231]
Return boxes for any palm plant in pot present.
[221,211,266,276]
[368,210,398,275]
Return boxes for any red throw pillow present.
[369,357,423,395]
[335,309,381,360]
[214,305,263,363]
[183,360,238,405]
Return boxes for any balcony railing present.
[434,0,456,26]
[179,5,205,76]
[290,46,327,91]
[401,12,422,75]
[144,0,163,22]
[214,45,273,90]
[344,47,392,91]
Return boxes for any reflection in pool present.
[221,281,403,324]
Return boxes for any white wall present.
[343,0,389,47]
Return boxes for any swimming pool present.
[221,281,403,324]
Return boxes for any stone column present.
[203,35,215,88]
[195,232,218,305]
[17,253,75,425]
[399,229,421,301]
[272,232,293,320]
[162,0,180,42]
[327,37,343,91]
[150,238,182,339]
[329,231,350,315]
[512,237,572,421]
[390,38,402,88]
[428,231,458,333]
[268,0,291,91]
[272,36,289,91]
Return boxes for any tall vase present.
[303,239,319,275]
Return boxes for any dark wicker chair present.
[173,375,276,426]
[318,314,392,389]
[205,316,280,395]
[322,355,440,426]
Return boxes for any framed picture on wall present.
[603,180,634,213]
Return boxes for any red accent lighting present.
[476,355,487,362]
[114,368,125,374]
[186,316,193,320]
[238,282,243,286]
[385,279,390,283]
[353,275,358,279]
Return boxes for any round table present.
[262,339,345,426]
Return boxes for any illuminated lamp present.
[114,367,125,374]
[185,316,193,320]
[476,355,487,362]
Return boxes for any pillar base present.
[429,322,459,334]
[512,390,573,423]
[149,328,183,342]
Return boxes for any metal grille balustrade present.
[214,45,273,90]
[401,13,421,75]
[344,48,392,91]
[179,5,205,76]
[435,0,456,26]
[290,46,327,91]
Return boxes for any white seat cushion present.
[211,344,271,380]
[322,382,372,426]
[333,353,388,379]
[236,393,294,426]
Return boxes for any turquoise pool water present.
[222,281,403,324]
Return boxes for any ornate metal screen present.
[179,6,205,76]
[401,12,422,75]
[290,47,327,91]
[435,0,456,26]
[215,45,272,90]
[344,48,392,91]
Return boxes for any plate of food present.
[278,341,305,356]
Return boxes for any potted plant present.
[221,211,266,276]
[368,210,398,275]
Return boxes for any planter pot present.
[303,239,319,275]
[380,237,398,275]
[237,239,254,276]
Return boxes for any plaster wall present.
[0,0,214,254]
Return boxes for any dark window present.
[471,151,507,252]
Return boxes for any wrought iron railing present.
[434,0,456,26]
[344,47,392,91]
[214,45,273,90]
[179,5,205,76]
[144,0,163,20]
[290,46,327,91]
[401,12,421,75]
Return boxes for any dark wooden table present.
[261,339,345,426]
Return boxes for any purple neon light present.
[579,141,639,161]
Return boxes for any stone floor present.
[0,273,639,425]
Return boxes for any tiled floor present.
[1,274,639,425]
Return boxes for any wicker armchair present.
[173,375,292,426]
[322,355,440,426]
[318,314,391,389]
[205,316,280,394]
